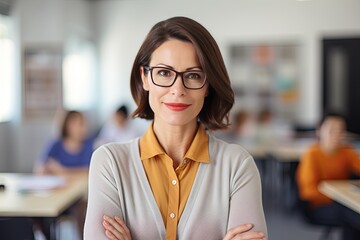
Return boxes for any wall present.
[2,0,360,172]
[0,0,95,173]
[93,0,360,125]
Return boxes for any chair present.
[294,180,339,240]
[0,217,35,240]
[297,199,339,240]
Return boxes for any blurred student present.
[234,110,251,135]
[34,110,95,239]
[255,108,274,145]
[296,112,360,240]
[97,105,142,145]
[35,110,95,175]
[213,109,255,143]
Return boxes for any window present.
[63,37,96,111]
[0,15,15,122]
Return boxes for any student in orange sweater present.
[297,112,360,240]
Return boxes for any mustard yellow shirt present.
[140,124,209,240]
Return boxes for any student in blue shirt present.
[35,110,95,175]
[34,110,94,239]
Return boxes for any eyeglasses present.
[143,66,207,90]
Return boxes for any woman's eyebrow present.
[186,66,202,70]
[154,63,202,71]
[154,63,174,69]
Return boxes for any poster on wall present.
[23,47,62,121]
[228,42,300,122]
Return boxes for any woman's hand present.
[223,224,266,240]
[103,215,132,240]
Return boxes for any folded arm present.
[84,147,126,240]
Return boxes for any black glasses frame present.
[143,66,207,90]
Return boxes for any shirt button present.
[170,213,176,219]
[171,180,177,185]
[183,159,188,164]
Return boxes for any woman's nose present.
[170,75,186,96]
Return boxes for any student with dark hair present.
[35,110,94,175]
[297,112,360,240]
[117,105,128,118]
[84,16,267,240]
[35,110,95,239]
[97,105,142,145]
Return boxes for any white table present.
[0,173,88,239]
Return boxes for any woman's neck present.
[153,120,198,168]
[319,142,339,155]
[63,137,83,153]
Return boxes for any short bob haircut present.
[130,16,234,130]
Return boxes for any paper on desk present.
[15,176,66,192]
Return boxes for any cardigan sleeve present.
[84,146,124,240]
[227,156,268,236]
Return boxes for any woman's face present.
[67,114,87,140]
[141,39,208,127]
[319,117,345,150]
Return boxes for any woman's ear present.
[140,66,150,91]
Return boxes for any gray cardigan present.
[84,134,267,240]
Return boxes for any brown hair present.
[61,110,83,139]
[130,16,234,130]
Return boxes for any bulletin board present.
[228,42,301,122]
[23,47,63,121]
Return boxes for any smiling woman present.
[84,16,267,240]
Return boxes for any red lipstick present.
[164,103,191,111]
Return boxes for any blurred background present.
[0,0,360,239]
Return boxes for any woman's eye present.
[157,70,172,77]
[186,72,202,80]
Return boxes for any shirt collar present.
[140,123,210,163]
[140,123,165,160]
[184,125,210,163]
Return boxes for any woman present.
[84,17,267,240]
[35,110,94,239]
[36,110,94,175]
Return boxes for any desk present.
[0,173,88,239]
[271,139,313,162]
[319,180,360,214]
[240,138,314,161]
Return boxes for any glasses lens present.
[152,68,176,87]
[183,71,206,89]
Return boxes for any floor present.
[264,198,341,240]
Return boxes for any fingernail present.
[247,224,253,228]
[103,215,108,220]
[259,232,264,237]
[115,216,120,220]
[103,220,109,226]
